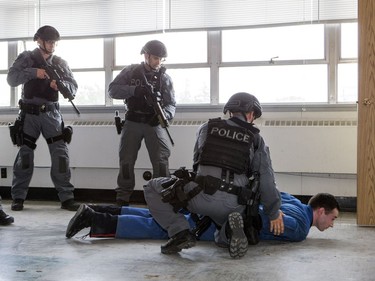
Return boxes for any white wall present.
[0,110,358,197]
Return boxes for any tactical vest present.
[23,50,59,102]
[126,64,162,114]
[198,118,255,174]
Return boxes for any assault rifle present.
[141,73,174,146]
[41,63,81,116]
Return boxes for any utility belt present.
[126,111,154,124]
[194,175,243,196]
[161,170,258,212]
[19,100,59,115]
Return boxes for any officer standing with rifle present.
[7,25,80,212]
[108,40,176,207]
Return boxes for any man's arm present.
[108,65,137,100]
[7,51,36,87]
[252,134,284,234]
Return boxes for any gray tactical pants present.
[11,109,74,203]
[116,120,171,202]
[144,177,246,245]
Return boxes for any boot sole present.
[228,212,248,258]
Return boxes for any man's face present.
[38,39,57,54]
[316,208,339,231]
[145,54,165,70]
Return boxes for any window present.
[341,23,358,59]
[338,22,358,103]
[59,71,106,106]
[0,74,11,106]
[0,42,7,70]
[115,31,207,65]
[3,23,359,108]
[0,42,9,106]
[220,65,328,103]
[167,68,210,104]
[222,25,325,62]
[55,38,103,69]
[221,25,327,103]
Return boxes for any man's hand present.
[37,68,49,79]
[270,211,284,236]
[50,80,58,91]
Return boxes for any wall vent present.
[262,119,357,127]
[71,120,115,126]
[70,120,207,126]
[0,121,10,126]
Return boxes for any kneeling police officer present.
[143,92,284,258]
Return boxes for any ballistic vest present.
[198,118,255,174]
[126,64,162,114]
[23,49,59,102]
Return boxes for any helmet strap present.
[38,40,53,55]
[144,54,160,72]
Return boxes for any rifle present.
[41,63,81,116]
[141,73,174,146]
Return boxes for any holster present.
[161,167,197,213]
[8,118,24,146]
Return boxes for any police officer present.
[108,40,176,206]
[7,25,79,211]
[143,92,284,258]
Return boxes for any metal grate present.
[69,120,206,126]
[262,119,357,127]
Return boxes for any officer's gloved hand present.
[134,86,149,98]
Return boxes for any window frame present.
[0,23,358,115]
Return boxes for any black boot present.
[66,204,95,238]
[89,212,118,238]
[87,204,121,215]
[11,199,24,211]
[227,212,248,258]
[0,210,14,225]
[61,199,81,211]
[161,229,196,254]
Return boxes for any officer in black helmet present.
[108,40,176,207]
[7,25,80,211]
[143,92,284,258]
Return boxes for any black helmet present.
[140,40,168,58]
[33,25,60,41]
[223,92,262,119]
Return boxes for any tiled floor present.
[1,200,375,281]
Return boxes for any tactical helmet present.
[140,40,168,58]
[223,92,262,119]
[33,25,60,41]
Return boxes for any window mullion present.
[326,24,340,104]
[104,37,115,106]
[208,30,221,105]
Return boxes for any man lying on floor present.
[66,192,339,248]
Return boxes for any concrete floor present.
[1,200,375,281]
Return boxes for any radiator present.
[0,118,357,193]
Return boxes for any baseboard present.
[0,186,356,212]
